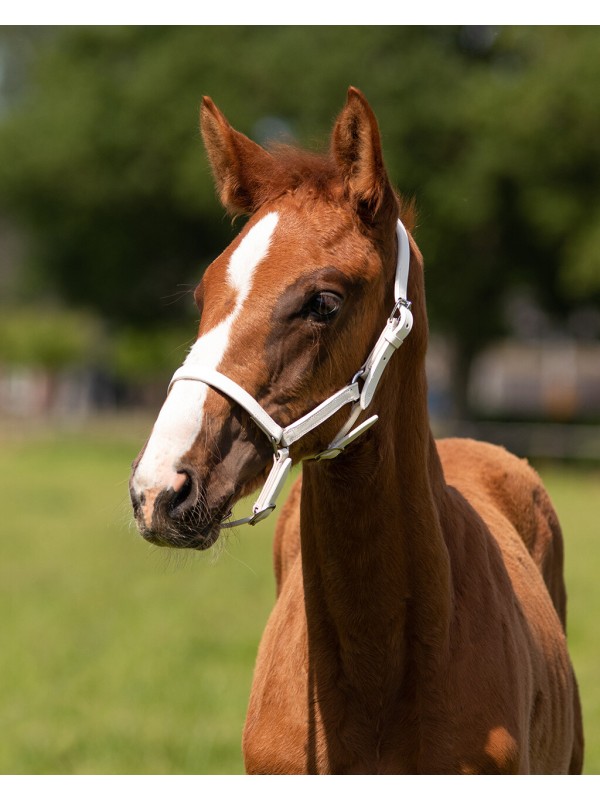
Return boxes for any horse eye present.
[307,291,342,321]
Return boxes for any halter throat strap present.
[168,219,413,527]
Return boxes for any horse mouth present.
[139,521,221,551]
[134,492,235,551]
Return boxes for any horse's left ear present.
[332,87,396,224]
[200,96,279,215]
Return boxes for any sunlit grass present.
[0,422,597,773]
[0,422,276,774]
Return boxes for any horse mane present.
[254,141,417,233]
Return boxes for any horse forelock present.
[246,142,417,235]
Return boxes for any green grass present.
[0,418,276,774]
[0,420,598,774]
[537,464,600,774]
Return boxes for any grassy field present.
[0,417,598,774]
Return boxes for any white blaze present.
[132,212,279,494]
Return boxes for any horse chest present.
[243,572,418,774]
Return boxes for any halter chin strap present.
[168,219,413,527]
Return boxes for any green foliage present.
[112,324,196,380]
[0,306,101,369]
[563,209,600,299]
[0,26,599,405]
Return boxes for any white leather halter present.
[168,219,413,527]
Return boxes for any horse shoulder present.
[273,474,303,597]
[436,437,567,625]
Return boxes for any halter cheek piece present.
[168,219,413,528]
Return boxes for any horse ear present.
[200,96,277,215]
[332,87,396,224]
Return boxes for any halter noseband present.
[168,219,413,527]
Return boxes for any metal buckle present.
[351,366,366,385]
[388,297,412,322]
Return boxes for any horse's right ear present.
[200,96,277,215]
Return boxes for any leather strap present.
[221,448,292,527]
[280,382,361,446]
[169,366,361,450]
[169,366,283,446]
[394,217,410,303]
[359,303,413,409]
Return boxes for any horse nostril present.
[130,490,141,514]
[168,471,193,518]
[129,479,143,514]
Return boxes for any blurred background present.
[0,25,598,774]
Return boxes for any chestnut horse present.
[130,88,583,774]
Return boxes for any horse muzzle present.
[129,466,229,550]
[129,410,277,550]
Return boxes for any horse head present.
[129,87,425,550]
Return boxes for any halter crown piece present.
[168,219,413,527]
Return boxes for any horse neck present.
[299,311,452,694]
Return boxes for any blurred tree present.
[0,26,598,414]
[0,307,101,369]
